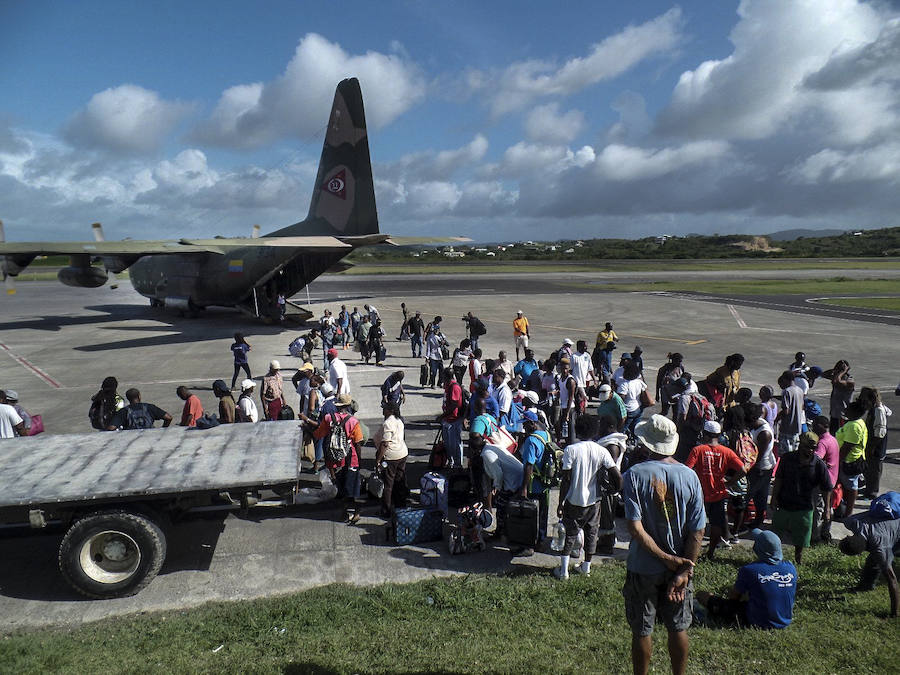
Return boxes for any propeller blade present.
[5,273,15,295]
[91,222,105,242]
[252,224,261,238]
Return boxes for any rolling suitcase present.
[393,506,444,545]
[420,362,429,386]
[420,472,448,516]
[504,496,539,548]
[429,428,447,469]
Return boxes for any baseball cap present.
[516,310,523,315]
[4,390,18,401]
[521,390,540,404]
[749,529,783,564]
[634,414,679,456]
[598,384,612,396]
[799,431,819,450]
[240,379,255,391]
[703,420,722,435]
[269,359,281,370]
[319,382,335,396]
[298,362,314,373]
[327,348,338,359]
[523,411,539,423]
[563,338,574,346]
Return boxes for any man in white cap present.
[622,414,705,675]
[595,384,626,432]
[2,391,31,435]
[684,420,746,560]
[513,310,530,361]
[236,380,259,423]
[0,390,25,438]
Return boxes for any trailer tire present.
[59,510,166,599]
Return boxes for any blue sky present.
[1,0,899,242]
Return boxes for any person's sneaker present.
[552,566,569,580]
[728,534,739,544]
[572,564,590,577]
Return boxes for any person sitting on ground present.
[840,500,900,618]
[176,386,203,427]
[236,379,259,423]
[685,421,747,560]
[213,379,236,424]
[696,529,797,629]
[770,431,832,565]
[374,402,409,518]
[107,388,172,430]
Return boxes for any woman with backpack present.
[88,376,126,431]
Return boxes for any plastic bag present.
[293,469,338,504]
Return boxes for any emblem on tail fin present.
[323,170,347,200]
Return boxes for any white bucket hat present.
[634,414,679,456]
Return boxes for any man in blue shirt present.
[623,414,705,675]
[518,411,552,555]
[513,349,539,389]
[696,529,797,629]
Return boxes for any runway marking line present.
[727,304,749,329]
[0,342,62,389]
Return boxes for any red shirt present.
[181,395,203,427]
[314,412,363,469]
[443,381,463,422]
[685,443,744,502]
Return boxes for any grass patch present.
[343,260,900,275]
[567,277,900,296]
[0,546,894,674]
[818,297,900,311]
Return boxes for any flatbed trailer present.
[0,422,308,598]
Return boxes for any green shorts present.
[772,508,813,549]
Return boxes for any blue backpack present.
[870,492,900,521]
[803,398,823,420]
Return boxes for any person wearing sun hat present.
[696,528,798,629]
[622,414,706,675]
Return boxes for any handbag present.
[487,421,518,454]
[301,433,316,463]
[639,389,655,408]
[28,413,44,435]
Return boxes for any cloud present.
[656,0,889,142]
[786,142,900,183]
[802,17,900,91]
[64,85,193,154]
[474,8,683,116]
[192,33,425,149]
[524,104,585,144]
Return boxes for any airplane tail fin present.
[269,78,379,238]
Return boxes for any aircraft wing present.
[384,236,471,245]
[0,236,353,257]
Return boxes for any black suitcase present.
[447,471,473,508]
[378,346,387,362]
[504,496,539,548]
[419,362,429,386]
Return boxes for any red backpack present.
[685,393,715,431]
[733,429,758,470]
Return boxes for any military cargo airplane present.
[0,78,461,321]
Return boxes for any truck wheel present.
[58,510,166,599]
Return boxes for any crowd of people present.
[2,299,898,674]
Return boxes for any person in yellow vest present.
[513,310,530,361]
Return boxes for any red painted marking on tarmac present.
[0,343,62,389]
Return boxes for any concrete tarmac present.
[0,272,898,631]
